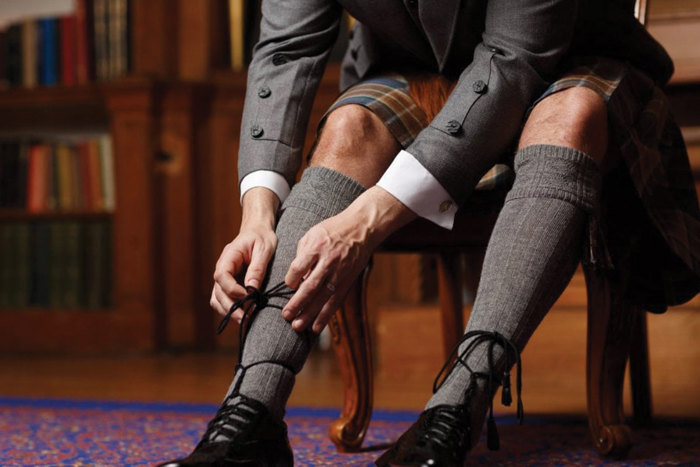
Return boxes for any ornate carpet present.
[1,397,698,466]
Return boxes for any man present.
[159,0,700,465]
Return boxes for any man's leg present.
[425,87,608,440]
[226,104,400,420]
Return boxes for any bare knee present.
[518,87,608,165]
[310,105,400,186]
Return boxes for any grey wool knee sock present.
[426,145,601,444]
[224,167,365,421]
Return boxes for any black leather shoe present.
[157,394,293,467]
[375,404,471,467]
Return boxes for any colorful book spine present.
[60,16,77,86]
[99,136,116,211]
[93,0,109,80]
[39,18,58,86]
[21,20,38,88]
[75,0,95,84]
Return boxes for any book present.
[63,221,83,308]
[16,143,29,209]
[4,24,22,86]
[99,136,116,210]
[29,221,51,307]
[21,20,38,87]
[26,144,50,213]
[48,221,67,308]
[10,222,31,308]
[108,0,129,78]
[93,0,109,80]
[39,18,58,86]
[75,0,95,84]
[0,142,22,208]
[83,220,110,308]
[86,140,103,210]
[55,143,74,209]
[60,15,77,86]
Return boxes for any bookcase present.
[0,0,346,354]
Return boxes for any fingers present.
[244,240,274,289]
[283,257,328,325]
[312,299,341,334]
[214,246,247,299]
[210,283,246,323]
[285,249,317,290]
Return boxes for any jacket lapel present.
[418,0,462,69]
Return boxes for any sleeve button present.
[250,125,264,138]
[272,54,288,66]
[472,80,488,94]
[439,200,453,213]
[258,86,271,98]
[445,120,462,135]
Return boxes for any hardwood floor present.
[0,305,698,419]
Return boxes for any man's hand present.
[210,187,280,323]
[282,186,416,334]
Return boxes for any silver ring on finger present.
[325,281,336,293]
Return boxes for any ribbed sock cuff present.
[506,145,601,213]
[282,166,366,219]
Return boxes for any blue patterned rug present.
[1,397,698,466]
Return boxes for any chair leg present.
[437,252,464,359]
[328,262,373,452]
[629,310,653,424]
[584,266,635,458]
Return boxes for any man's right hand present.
[210,187,280,323]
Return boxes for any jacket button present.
[250,125,264,138]
[272,54,288,66]
[439,200,453,213]
[407,0,418,7]
[489,47,502,55]
[258,86,271,98]
[445,120,462,135]
[473,80,488,94]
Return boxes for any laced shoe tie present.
[432,330,524,451]
[418,402,472,459]
[203,281,298,444]
[197,393,269,446]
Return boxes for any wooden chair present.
[327,0,653,458]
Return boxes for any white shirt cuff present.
[377,150,458,230]
[239,170,291,204]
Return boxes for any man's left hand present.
[282,186,417,334]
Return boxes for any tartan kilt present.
[319,57,700,312]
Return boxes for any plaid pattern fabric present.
[323,76,513,191]
[323,59,699,311]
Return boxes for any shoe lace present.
[419,403,472,457]
[210,282,300,440]
[217,281,298,390]
[432,330,524,451]
[197,394,263,446]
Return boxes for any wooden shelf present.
[0,210,113,221]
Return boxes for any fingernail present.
[282,309,292,320]
[247,279,259,289]
[293,319,302,330]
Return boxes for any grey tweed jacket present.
[237,0,673,207]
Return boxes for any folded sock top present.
[506,145,602,213]
[282,166,367,219]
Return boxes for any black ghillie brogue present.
[376,330,525,467]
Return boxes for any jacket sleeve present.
[406,0,578,206]
[237,0,342,189]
